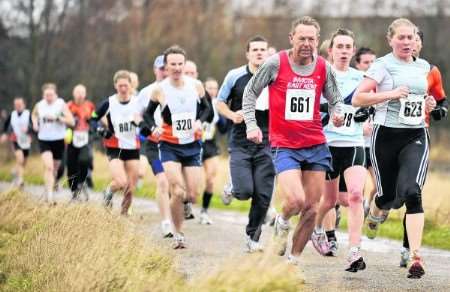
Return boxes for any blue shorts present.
[142,140,164,175]
[271,143,332,174]
[159,141,202,167]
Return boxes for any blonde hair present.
[129,72,139,90]
[113,70,132,84]
[319,39,330,58]
[290,16,320,36]
[387,18,416,39]
[41,82,57,93]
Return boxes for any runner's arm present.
[322,63,343,110]
[242,56,279,132]
[2,113,11,133]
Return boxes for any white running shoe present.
[199,210,213,225]
[172,233,186,249]
[184,202,195,220]
[161,220,173,238]
[345,246,366,272]
[221,182,234,205]
[273,214,290,256]
[246,235,263,253]
[326,240,338,257]
[311,227,330,256]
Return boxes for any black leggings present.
[371,125,429,214]
[66,144,91,192]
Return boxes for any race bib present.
[17,133,31,149]
[399,94,425,125]
[73,130,89,148]
[328,104,357,134]
[285,89,315,121]
[172,112,196,139]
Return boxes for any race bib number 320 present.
[285,89,315,121]
[172,112,196,139]
[399,94,425,125]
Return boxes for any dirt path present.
[2,182,450,291]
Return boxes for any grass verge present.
[0,189,303,291]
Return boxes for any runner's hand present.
[231,110,244,124]
[151,127,163,139]
[133,114,143,126]
[332,103,344,127]
[363,121,373,136]
[425,95,437,113]
[247,128,262,144]
[390,86,409,100]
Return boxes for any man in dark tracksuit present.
[216,36,274,252]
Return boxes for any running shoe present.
[400,247,410,268]
[246,235,263,253]
[325,240,338,257]
[273,214,290,256]
[161,220,173,238]
[103,188,114,208]
[365,211,387,239]
[70,189,81,203]
[407,251,425,279]
[172,233,186,249]
[264,207,278,226]
[184,202,195,220]
[221,182,234,205]
[345,247,366,272]
[287,254,301,266]
[199,210,213,225]
[311,228,330,256]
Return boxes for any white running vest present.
[161,76,199,144]
[11,110,31,149]
[37,98,67,141]
[108,95,145,149]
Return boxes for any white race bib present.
[285,89,315,121]
[172,112,196,139]
[328,104,357,134]
[73,130,89,148]
[399,94,425,125]
[17,133,31,149]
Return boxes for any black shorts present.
[202,140,219,161]
[371,125,429,212]
[326,146,366,181]
[38,139,65,160]
[339,175,347,192]
[365,147,372,168]
[106,148,140,161]
[12,142,30,158]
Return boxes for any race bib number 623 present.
[285,89,315,121]
[399,94,425,125]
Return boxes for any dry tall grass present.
[0,189,304,291]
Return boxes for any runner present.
[1,97,32,188]
[140,45,212,249]
[66,84,95,201]
[242,17,344,262]
[354,47,377,217]
[137,55,173,238]
[32,83,74,204]
[312,29,368,272]
[216,36,274,252]
[199,77,227,225]
[91,70,145,215]
[399,29,448,268]
[184,60,198,79]
[353,18,437,279]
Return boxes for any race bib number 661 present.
[285,89,315,121]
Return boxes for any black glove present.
[431,106,448,121]
[96,126,112,139]
[353,107,370,123]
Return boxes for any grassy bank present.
[0,189,303,291]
